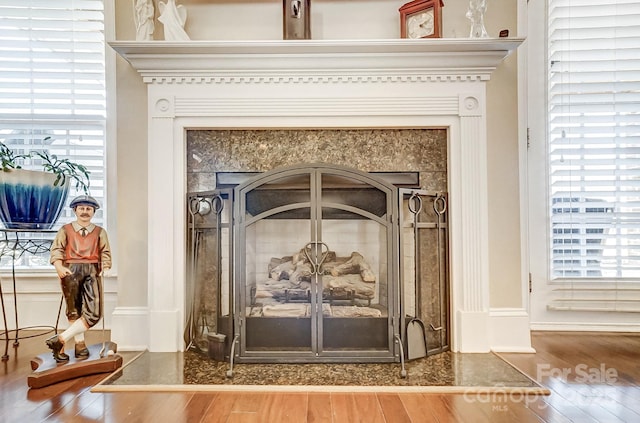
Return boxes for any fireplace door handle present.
[303,241,330,275]
[315,242,330,270]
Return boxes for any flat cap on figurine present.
[69,195,100,210]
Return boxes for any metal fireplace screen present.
[186,164,449,365]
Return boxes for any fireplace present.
[110,39,529,355]
[186,142,450,363]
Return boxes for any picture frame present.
[399,0,444,39]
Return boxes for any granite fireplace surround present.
[186,129,449,364]
[187,129,447,192]
[110,38,532,356]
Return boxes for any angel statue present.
[133,0,155,41]
[158,0,190,41]
[466,0,489,38]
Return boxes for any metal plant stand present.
[0,229,57,361]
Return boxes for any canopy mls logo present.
[462,362,620,412]
[462,388,542,412]
[536,363,618,384]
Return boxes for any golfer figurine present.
[45,195,112,362]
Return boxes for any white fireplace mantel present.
[111,38,522,81]
[110,38,532,354]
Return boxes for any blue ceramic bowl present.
[0,169,69,230]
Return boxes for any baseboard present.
[109,306,150,351]
[148,309,181,352]
[530,322,640,332]
[489,308,535,353]
[456,310,491,352]
[457,308,535,353]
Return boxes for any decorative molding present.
[459,115,489,313]
[144,74,491,85]
[154,98,173,116]
[173,96,460,117]
[459,95,483,117]
[109,39,523,83]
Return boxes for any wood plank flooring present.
[1,331,639,422]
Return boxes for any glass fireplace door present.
[237,170,314,361]
[316,170,396,361]
[235,164,398,363]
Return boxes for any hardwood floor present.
[1,331,639,422]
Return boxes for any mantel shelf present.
[109,38,524,81]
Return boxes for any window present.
[0,1,106,268]
[548,0,640,280]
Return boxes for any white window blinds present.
[548,0,640,282]
[0,0,106,267]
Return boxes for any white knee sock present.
[60,319,87,344]
[74,332,85,343]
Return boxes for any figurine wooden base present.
[28,341,122,389]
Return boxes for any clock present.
[399,0,444,39]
